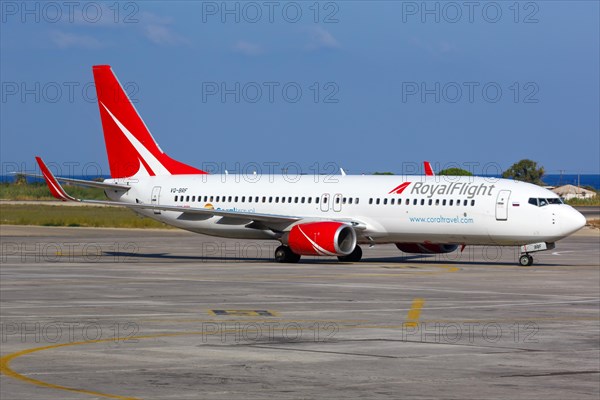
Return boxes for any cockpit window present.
[529,197,563,207]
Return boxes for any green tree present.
[502,159,545,185]
[14,174,27,185]
[438,168,473,176]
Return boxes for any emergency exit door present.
[151,186,161,215]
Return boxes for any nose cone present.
[562,207,587,236]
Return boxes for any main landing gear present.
[338,245,363,262]
[519,254,534,267]
[274,245,301,263]
[273,245,363,263]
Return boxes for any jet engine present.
[285,222,357,256]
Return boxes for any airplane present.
[25,65,586,266]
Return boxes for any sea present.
[539,174,599,189]
[2,174,599,189]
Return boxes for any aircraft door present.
[151,186,161,215]
[320,193,330,212]
[495,190,511,221]
[333,193,343,212]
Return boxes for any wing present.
[34,157,366,231]
[423,161,435,176]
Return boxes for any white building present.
[551,184,597,200]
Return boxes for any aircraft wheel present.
[519,254,534,267]
[338,245,362,262]
[274,245,301,263]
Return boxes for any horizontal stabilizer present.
[14,171,131,191]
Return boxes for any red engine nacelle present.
[286,222,357,256]
[395,243,458,254]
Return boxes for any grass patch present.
[0,204,172,229]
[565,197,600,206]
[0,182,106,200]
[587,219,600,229]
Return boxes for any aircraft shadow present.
[103,251,552,266]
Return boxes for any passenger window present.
[376,198,380,205]
[421,199,425,206]
[390,199,395,205]
[269,197,273,203]
[288,197,292,203]
[413,199,417,205]
[383,199,387,205]
[301,197,305,203]
[315,197,319,204]
[255,196,259,203]
[449,199,453,206]
[262,196,266,203]
[471,200,475,206]
[186,196,190,202]
[336,197,340,204]
[281,197,285,203]
[275,197,279,203]
[355,198,360,205]
[308,197,312,204]
[191,196,195,202]
[174,196,178,202]
[435,199,440,206]
[343,197,347,204]
[248,197,252,203]
[442,199,446,206]
[348,198,353,205]
[241,196,245,203]
[405,198,410,205]
[428,199,433,206]
[369,198,373,205]
[463,199,468,206]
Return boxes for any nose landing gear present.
[518,242,555,267]
[519,254,534,266]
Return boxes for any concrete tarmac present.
[1,225,599,400]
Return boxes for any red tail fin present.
[423,161,434,176]
[92,65,206,178]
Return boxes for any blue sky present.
[1,1,599,177]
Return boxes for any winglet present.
[35,157,78,202]
[423,161,434,176]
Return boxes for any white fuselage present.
[105,174,585,246]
